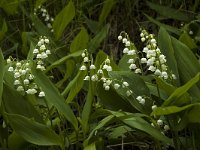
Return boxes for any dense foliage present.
[1,0,200,149]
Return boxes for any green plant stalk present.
[156,81,161,99]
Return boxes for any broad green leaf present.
[110,111,172,144]
[163,73,200,106]
[109,71,151,113]
[3,84,43,123]
[81,81,95,134]
[179,32,198,51]
[172,36,200,98]
[0,19,7,41]
[146,1,191,21]
[158,27,179,85]
[88,24,110,53]
[70,27,89,53]
[145,14,181,35]
[32,67,78,130]
[99,0,115,23]
[84,143,96,150]
[151,104,195,116]
[45,50,83,72]
[0,51,4,106]
[65,71,86,103]
[53,0,75,40]
[7,114,63,146]
[0,0,19,14]
[27,42,35,60]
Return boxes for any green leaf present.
[99,0,115,23]
[27,42,35,60]
[45,50,83,72]
[88,24,110,53]
[81,81,95,134]
[158,27,179,85]
[0,51,4,106]
[70,27,89,53]
[172,36,200,98]
[53,0,75,40]
[144,14,181,35]
[3,84,43,123]
[151,104,195,116]
[8,132,28,150]
[32,67,78,130]
[155,77,176,96]
[146,1,191,21]
[65,71,86,103]
[163,73,200,106]
[179,32,198,51]
[84,143,96,150]
[0,19,7,41]
[110,111,172,144]
[7,114,63,146]
[0,0,19,14]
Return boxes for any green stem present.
[156,80,161,99]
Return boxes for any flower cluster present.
[33,36,51,71]
[136,96,146,105]
[34,6,54,32]
[7,58,45,97]
[80,49,133,97]
[118,29,176,80]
